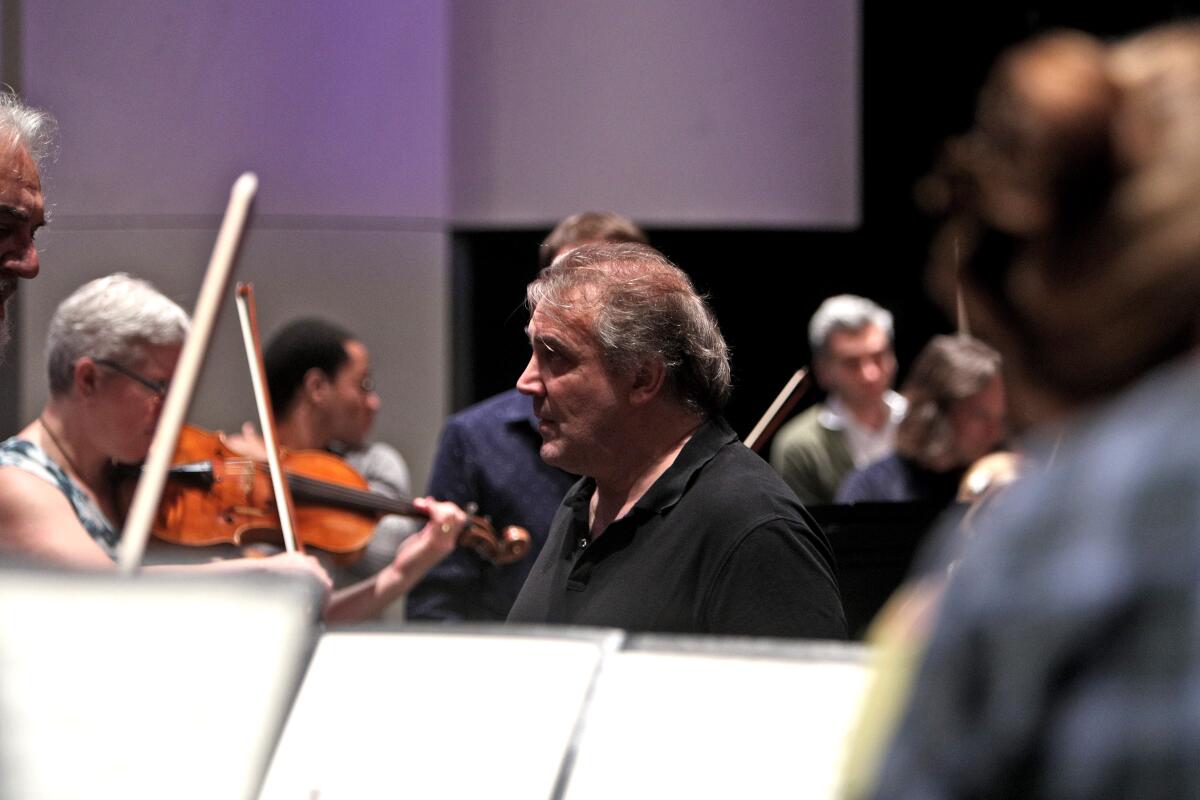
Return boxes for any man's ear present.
[629,357,667,406]
[301,367,330,406]
[75,358,101,398]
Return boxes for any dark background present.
[450,4,1200,442]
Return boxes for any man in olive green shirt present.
[770,295,905,505]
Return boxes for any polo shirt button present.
[577,537,588,550]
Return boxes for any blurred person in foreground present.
[861,22,1200,799]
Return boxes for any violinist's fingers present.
[414,497,468,555]
[225,422,268,460]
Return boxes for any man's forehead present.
[0,143,44,210]
[825,324,891,355]
[0,143,39,183]
[527,304,595,345]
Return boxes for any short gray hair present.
[47,273,189,395]
[0,89,57,168]
[808,294,894,356]
[527,243,732,415]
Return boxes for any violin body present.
[156,425,374,554]
[147,424,532,565]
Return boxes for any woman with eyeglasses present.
[0,273,466,623]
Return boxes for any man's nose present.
[4,241,39,280]
[516,355,542,396]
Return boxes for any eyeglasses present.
[93,358,168,399]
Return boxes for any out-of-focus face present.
[89,343,181,464]
[0,144,45,351]
[949,374,1006,466]
[815,324,896,410]
[326,339,379,449]
[516,303,633,477]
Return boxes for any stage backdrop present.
[12,0,858,488]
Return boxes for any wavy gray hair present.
[527,242,732,415]
[46,273,189,395]
[0,89,57,167]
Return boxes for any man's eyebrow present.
[0,205,30,223]
[526,329,563,353]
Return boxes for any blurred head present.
[0,91,54,352]
[809,295,897,410]
[896,335,1005,471]
[922,23,1200,426]
[47,273,188,397]
[538,211,648,271]
[46,274,188,462]
[265,318,380,448]
[518,243,730,473]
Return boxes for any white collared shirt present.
[819,390,907,468]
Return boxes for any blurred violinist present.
[836,334,1005,508]
[227,317,421,596]
[0,273,467,624]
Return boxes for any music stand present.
[0,567,320,800]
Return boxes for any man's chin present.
[539,442,569,469]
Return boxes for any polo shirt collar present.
[562,416,734,518]
[633,416,734,515]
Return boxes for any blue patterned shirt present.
[0,436,120,558]
[871,356,1200,799]
[407,389,578,621]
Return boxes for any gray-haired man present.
[770,295,905,505]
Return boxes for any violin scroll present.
[458,516,532,566]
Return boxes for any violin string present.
[284,471,417,517]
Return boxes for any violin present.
[144,424,532,565]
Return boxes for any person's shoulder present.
[446,388,532,430]
[0,464,88,552]
[836,455,905,503]
[0,437,59,486]
[772,403,829,449]
[697,437,812,524]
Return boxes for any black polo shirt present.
[507,417,847,638]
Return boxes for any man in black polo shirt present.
[506,243,846,638]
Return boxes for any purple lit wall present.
[17,1,453,485]
[450,0,858,226]
[13,0,859,487]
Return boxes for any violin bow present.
[955,235,971,336]
[744,368,812,453]
[235,282,303,553]
[117,173,258,575]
